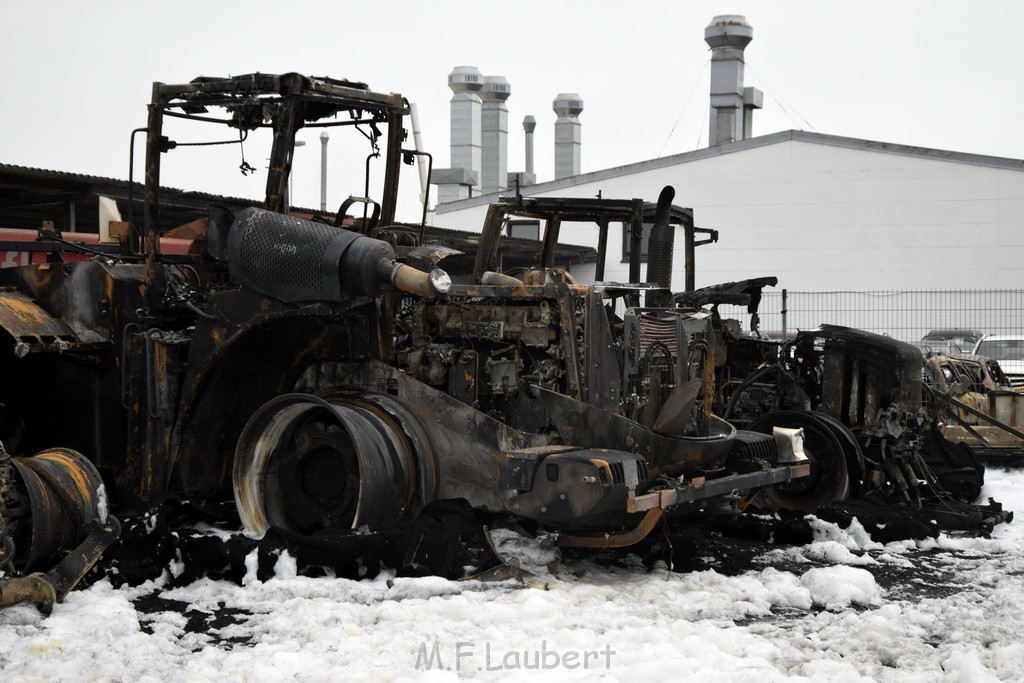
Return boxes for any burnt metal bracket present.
[627,461,812,513]
[558,509,664,549]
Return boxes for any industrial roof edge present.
[435,129,1024,214]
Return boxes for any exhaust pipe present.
[227,208,450,303]
[646,186,676,307]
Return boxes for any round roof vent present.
[481,75,511,101]
[552,93,584,117]
[448,66,483,93]
[704,15,753,50]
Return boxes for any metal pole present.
[144,88,165,287]
[287,140,306,212]
[409,103,429,206]
[319,131,329,213]
[782,288,788,341]
[595,217,608,281]
[684,223,695,291]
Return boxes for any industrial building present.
[429,16,1024,337]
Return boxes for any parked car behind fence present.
[920,328,985,355]
[973,335,1024,388]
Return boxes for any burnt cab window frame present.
[621,222,654,263]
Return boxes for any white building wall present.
[434,135,1024,294]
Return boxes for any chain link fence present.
[716,289,1024,347]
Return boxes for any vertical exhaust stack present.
[705,15,762,146]
[434,66,483,204]
[646,186,676,308]
[553,93,583,179]
[480,76,510,195]
[449,66,483,178]
[523,115,537,176]
[319,131,329,213]
[507,115,537,189]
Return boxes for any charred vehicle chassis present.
[698,281,1011,529]
[0,73,1007,613]
[0,74,824,612]
[232,191,818,541]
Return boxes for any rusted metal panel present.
[991,390,1024,427]
[582,291,620,413]
[0,290,82,350]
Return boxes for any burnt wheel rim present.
[233,393,418,535]
[747,410,851,512]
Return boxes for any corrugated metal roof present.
[0,162,260,206]
[0,163,596,263]
[0,162,268,233]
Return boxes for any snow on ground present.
[3,469,1024,682]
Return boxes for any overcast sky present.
[3,1,1022,222]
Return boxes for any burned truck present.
[0,74,827,612]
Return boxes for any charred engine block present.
[398,295,567,412]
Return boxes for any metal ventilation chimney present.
[480,75,510,194]
[523,115,536,176]
[507,115,537,189]
[705,15,762,146]
[553,93,583,179]
[449,65,483,177]
[319,130,329,212]
[434,66,482,204]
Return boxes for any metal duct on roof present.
[553,93,583,179]
[705,15,762,146]
[447,66,483,184]
[480,75,510,194]
[523,115,537,176]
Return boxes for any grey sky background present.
[3,1,1022,222]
